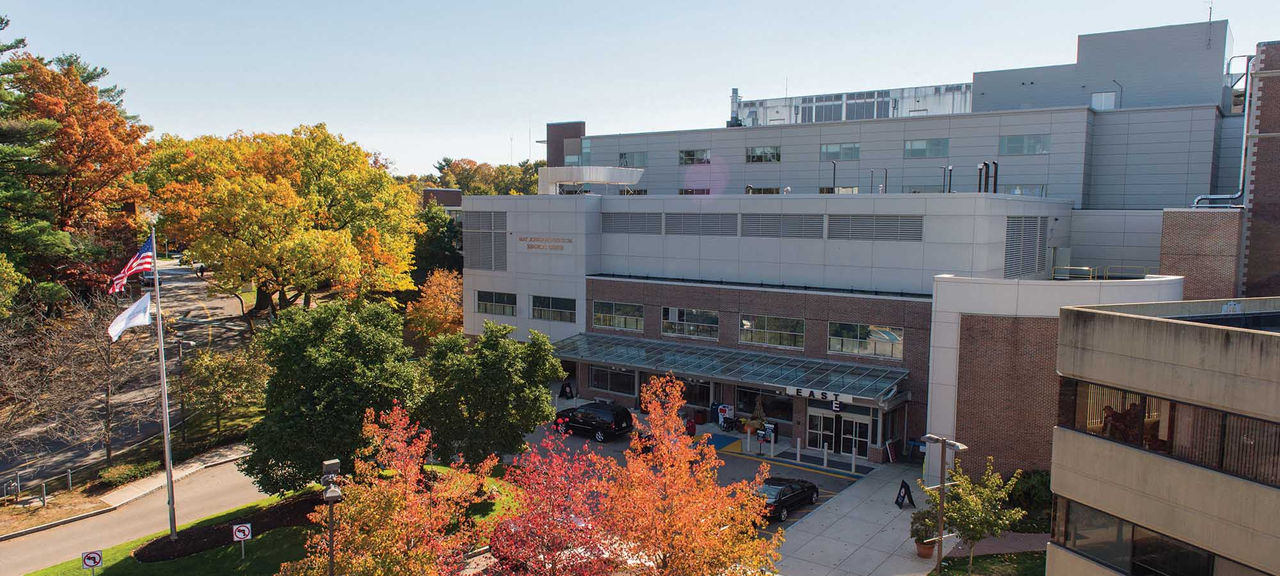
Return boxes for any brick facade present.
[1245,42,1280,296]
[1159,208,1243,299]
[955,314,1060,475]
[581,277,933,458]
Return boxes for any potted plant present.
[910,508,938,558]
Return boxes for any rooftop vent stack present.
[727,88,743,127]
[991,161,999,194]
[981,162,990,192]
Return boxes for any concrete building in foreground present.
[1049,298,1279,576]
[462,21,1278,481]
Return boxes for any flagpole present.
[150,226,179,540]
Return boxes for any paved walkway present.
[0,461,266,576]
[776,463,958,576]
[100,443,249,507]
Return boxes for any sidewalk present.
[776,463,958,576]
[101,443,249,507]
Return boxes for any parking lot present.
[535,420,856,534]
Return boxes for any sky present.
[5,0,1279,175]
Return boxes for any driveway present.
[0,461,266,576]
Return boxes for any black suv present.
[554,402,634,442]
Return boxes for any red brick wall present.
[583,278,932,446]
[1246,42,1280,296]
[1159,209,1243,299]
[955,314,1060,475]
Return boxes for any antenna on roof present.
[1206,1,1213,49]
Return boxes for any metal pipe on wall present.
[1193,54,1255,207]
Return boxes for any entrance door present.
[807,413,836,451]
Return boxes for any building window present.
[903,138,949,159]
[1057,379,1280,487]
[661,307,719,340]
[531,296,576,323]
[476,291,516,316]
[735,386,794,422]
[592,301,644,332]
[564,154,580,166]
[745,146,781,163]
[745,187,781,195]
[740,314,805,349]
[1053,498,1259,575]
[683,379,712,408]
[580,138,591,165]
[589,366,636,396]
[828,323,904,359]
[618,189,647,196]
[820,143,860,161]
[619,152,647,168]
[1091,91,1117,110]
[999,134,1050,155]
[678,188,710,195]
[678,149,711,165]
[819,186,859,195]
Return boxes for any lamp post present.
[321,459,342,576]
[922,433,968,575]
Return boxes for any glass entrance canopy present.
[553,333,908,401]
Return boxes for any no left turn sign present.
[81,550,103,570]
[232,523,252,542]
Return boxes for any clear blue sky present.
[6,0,1278,175]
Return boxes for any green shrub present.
[1007,470,1051,532]
[98,461,161,487]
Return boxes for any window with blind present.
[661,307,719,340]
[531,296,576,323]
[828,323,904,359]
[740,314,805,349]
[476,291,516,316]
[593,301,644,332]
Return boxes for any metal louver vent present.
[664,213,738,236]
[827,215,922,241]
[602,212,662,234]
[1003,216,1047,278]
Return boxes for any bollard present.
[769,433,776,458]
[67,469,73,492]
[823,443,829,468]
[40,482,46,506]
[795,438,802,463]
[744,430,751,454]
[15,472,20,495]
[851,451,858,474]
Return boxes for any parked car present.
[554,402,634,442]
[757,477,819,522]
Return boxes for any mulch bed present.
[133,492,322,562]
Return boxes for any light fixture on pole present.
[922,433,967,575]
[322,459,343,576]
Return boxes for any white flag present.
[108,293,152,342]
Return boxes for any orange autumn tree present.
[405,269,463,344]
[492,432,614,576]
[596,374,780,575]
[279,405,497,576]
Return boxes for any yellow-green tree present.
[147,125,421,316]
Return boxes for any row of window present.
[1058,379,1280,487]
[1053,498,1266,576]
[475,291,577,323]
[598,302,905,359]
[602,184,1043,196]
[625,134,1048,167]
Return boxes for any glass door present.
[807,413,836,451]
[853,420,871,458]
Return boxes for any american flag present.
[108,234,156,294]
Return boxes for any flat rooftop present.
[1069,298,1280,335]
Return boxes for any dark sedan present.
[758,477,819,522]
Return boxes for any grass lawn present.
[423,464,520,524]
[26,495,311,576]
[937,551,1046,575]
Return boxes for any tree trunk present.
[253,285,272,311]
[104,382,113,464]
[303,292,312,309]
[968,545,975,574]
[278,289,289,310]
[232,293,254,335]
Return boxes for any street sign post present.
[233,523,252,560]
[81,550,103,574]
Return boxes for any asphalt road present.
[0,462,266,576]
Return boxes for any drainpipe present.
[1193,54,1255,208]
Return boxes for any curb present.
[0,454,248,542]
